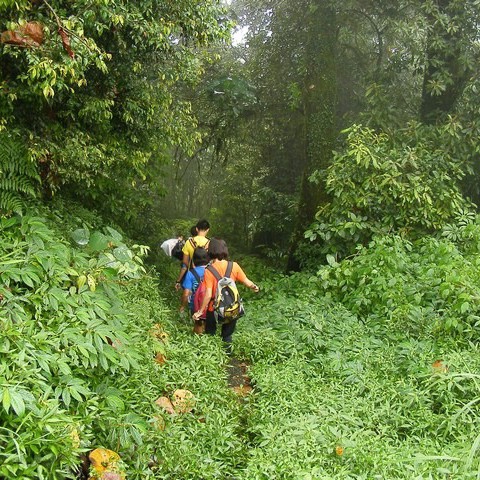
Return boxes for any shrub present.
[304,124,474,262]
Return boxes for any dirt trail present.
[227,357,252,397]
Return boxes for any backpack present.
[185,237,209,268]
[207,261,244,323]
[171,239,185,260]
[187,237,210,253]
[190,268,207,320]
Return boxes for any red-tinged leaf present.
[58,27,75,58]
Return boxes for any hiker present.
[175,219,210,290]
[161,235,184,259]
[179,247,209,334]
[179,247,209,316]
[192,238,259,351]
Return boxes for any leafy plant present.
[0,209,156,478]
[304,123,474,262]
[0,131,39,214]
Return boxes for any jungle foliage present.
[0,200,245,479]
[5,198,480,478]
[191,0,480,265]
[235,231,480,478]
[0,202,151,478]
[304,123,474,261]
[0,0,231,221]
[3,0,480,477]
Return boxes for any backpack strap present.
[188,237,197,250]
[225,261,233,279]
[190,268,201,283]
[206,263,222,281]
[206,261,233,280]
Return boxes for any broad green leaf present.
[105,227,123,243]
[106,395,125,412]
[113,245,132,262]
[2,388,11,413]
[71,228,90,246]
[326,254,337,267]
[62,388,71,407]
[88,231,109,251]
[10,390,25,416]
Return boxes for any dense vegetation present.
[3,200,480,478]
[3,0,480,478]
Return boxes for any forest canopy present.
[2,0,480,264]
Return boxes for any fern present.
[0,191,23,212]
[0,131,39,214]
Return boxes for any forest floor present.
[227,357,252,398]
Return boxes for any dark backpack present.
[171,239,185,260]
[187,237,210,253]
[190,268,207,320]
[207,262,244,323]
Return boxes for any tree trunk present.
[287,1,337,272]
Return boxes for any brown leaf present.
[231,385,253,397]
[1,30,35,47]
[58,27,74,58]
[432,360,448,373]
[1,22,44,47]
[23,22,43,44]
[155,396,175,415]
[172,389,195,414]
[154,353,166,365]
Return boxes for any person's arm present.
[180,271,193,311]
[233,262,259,292]
[175,251,190,290]
[192,286,212,320]
[242,277,259,292]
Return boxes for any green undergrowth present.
[0,200,247,479]
[4,199,480,479]
[234,228,480,479]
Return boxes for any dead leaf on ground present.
[432,359,448,373]
[154,352,166,365]
[231,385,253,396]
[155,396,175,415]
[88,448,125,479]
[150,323,168,342]
[172,389,195,413]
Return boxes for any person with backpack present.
[160,235,184,259]
[179,247,209,333]
[175,219,210,290]
[192,238,259,351]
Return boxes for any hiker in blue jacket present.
[179,247,209,316]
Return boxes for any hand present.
[175,281,181,291]
[192,311,202,321]
[251,284,259,293]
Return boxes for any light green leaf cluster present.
[304,123,474,261]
